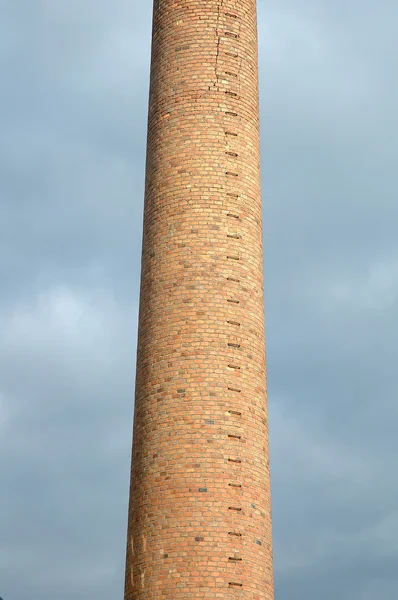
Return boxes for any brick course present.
[124,0,274,597]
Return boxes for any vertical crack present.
[214,0,224,87]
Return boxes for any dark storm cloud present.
[1,1,397,599]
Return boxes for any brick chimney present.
[124,1,274,597]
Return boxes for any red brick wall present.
[124,0,274,597]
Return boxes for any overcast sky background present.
[1,0,398,598]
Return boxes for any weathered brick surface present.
[124,0,274,597]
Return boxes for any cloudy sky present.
[1,1,398,598]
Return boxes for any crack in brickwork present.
[213,0,224,88]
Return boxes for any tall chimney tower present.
[124,0,274,597]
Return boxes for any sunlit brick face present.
[124,1,274,598]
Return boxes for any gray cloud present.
[259,2,398,596]
[1,0,397,598]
